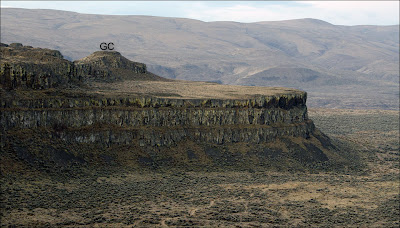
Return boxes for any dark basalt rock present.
[0,43,346,171]
[0,43,165,90]
[0,44,75,89]
[74,51,166,82]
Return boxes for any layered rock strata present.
[1,44,337,170]
[1,94,312,146]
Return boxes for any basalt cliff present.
[0,43,347,172]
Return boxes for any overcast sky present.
[1,1,399,26]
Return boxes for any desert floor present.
[1,108,399,227]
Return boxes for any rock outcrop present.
[74,51,166,82]
[0,43,165,90]
[1,94,312,146]
[0,43,76,89]
[0,44,343,171]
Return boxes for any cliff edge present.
[0,44,353,173]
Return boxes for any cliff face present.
[0,43,164,89]
[0,43,75,89]
[1,94,311,146]
[0,44,342,171]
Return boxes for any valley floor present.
[1,108,399,227]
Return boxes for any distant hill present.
[1,8,398,109]
[239,67,346,87]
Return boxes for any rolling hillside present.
[1,8,398,109]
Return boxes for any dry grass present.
[92,80,304,99]
[221,178,399,210]
[309,108,399,116]
[1,171,399,227]
[309,108,399,176]
[1,108,399,227]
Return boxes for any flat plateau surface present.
[1,108,399,227]
[92,80,304,99]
